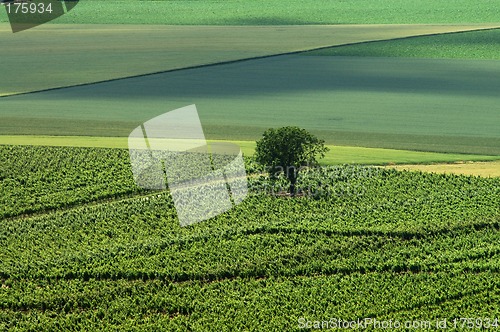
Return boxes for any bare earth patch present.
[387,161,500,177]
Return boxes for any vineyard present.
[1,145,500,330]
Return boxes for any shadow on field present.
[1,55,499,154]
[21,55,500,99]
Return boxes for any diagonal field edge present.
[0,189,159,222]
[1,25,499,99]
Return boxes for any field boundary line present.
[1,25,499,99]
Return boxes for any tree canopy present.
[255,126,329,196]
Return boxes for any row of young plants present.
[2,207,499,282]
[0,151,500,270]
[0,145,143,219]
[1,161,499,281]
[2,272,500,331]
[3,144,498,219]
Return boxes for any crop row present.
[0,145,143,219]
[1,272,500,331]
[1,163,499,281]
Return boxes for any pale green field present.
[1,0,499,25]
[306,27,500,59]
[1,23,493,96]
[2,55,499,155]
[1,136,499,166]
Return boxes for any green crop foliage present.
[0,145,143,219]
[1,145,500,330]
[306,28,500,60]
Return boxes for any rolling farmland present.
[1,145,500,330]
[1,23,496,96]
[1,54,499,155]
[1,0,500,330]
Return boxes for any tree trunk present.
[289,174,297,197]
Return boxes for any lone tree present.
[255,126,329,196]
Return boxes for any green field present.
[1,145,500,330]
[1,23,494,96]
[307,27,500,59]
[2,55,499,155]
[1,0,499,25]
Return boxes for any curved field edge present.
[1,136,499,166]
[0,145,141,219]
[1,24,498,96]
[1,0,500,25]
[305,27,500,59]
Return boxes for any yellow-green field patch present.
[1,136,498,166]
